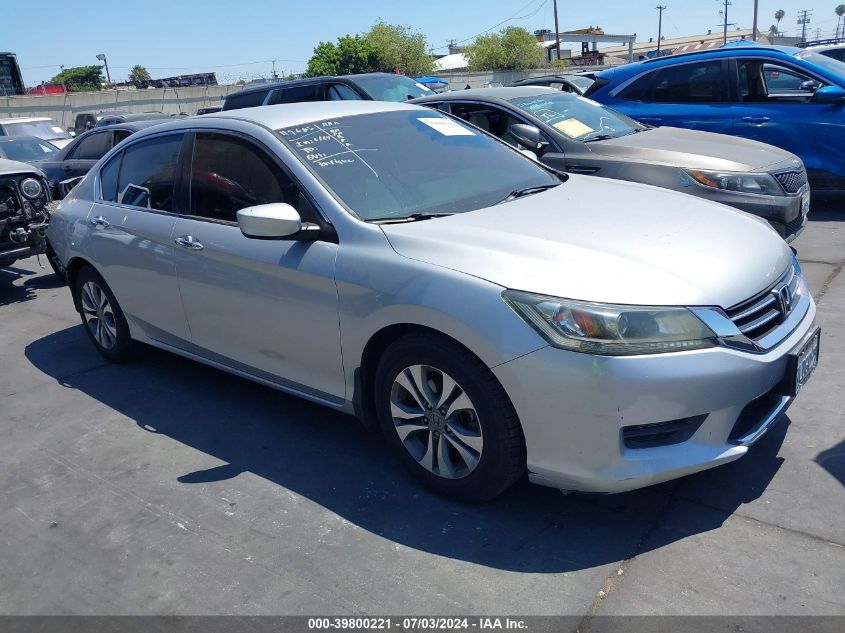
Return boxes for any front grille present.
[774,170,808,194]
[725,264,799,342]
[622,415,708,449]
[783,213,806,238]
[729,385,787,443]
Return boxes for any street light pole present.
[656,6,667,54]
[553,0,561,61]
[752,0,759,40]
[96,53,112,85]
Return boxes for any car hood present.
[380,176,792,309]
[48,138,73,149]
[587,126,799,173]
[0,158,44,177]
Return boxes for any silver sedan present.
[47,101,819,501]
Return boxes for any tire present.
[73,266,136,362]
[374,333,525,502]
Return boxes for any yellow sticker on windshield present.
[553,118,594,138]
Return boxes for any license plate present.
[793,329,820,396]
[801,190,811,214]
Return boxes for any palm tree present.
[837,5,845,38]
[775,9,786,36]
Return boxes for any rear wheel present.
[74,266,136,361]
[375,333,525,502]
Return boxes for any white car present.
[0,117,74,149]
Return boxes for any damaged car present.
[0,158,64,277]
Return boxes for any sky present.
[6,0,842,86]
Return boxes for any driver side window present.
[738,61,820,102]
[450,104,537,149]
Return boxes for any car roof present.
[0,135,52,143]
[414,86,559,102]
[0,117,56,124]
[95,119,171,132]
[600,45,800,79]
[226,72,403,97]
[133,101,426,136]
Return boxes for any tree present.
[49,65,103,91]
[465,27,545,71]
[837,5,845,38]
[128,65,151,87]
[306,36,383,77]
[775,9,785,35]
[362,22,434,76]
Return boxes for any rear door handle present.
[568,166,600,175]
[175,235,204,250]
[89,216,110,228]
[741,116,771,124]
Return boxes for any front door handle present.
[175,235,204,250]
[567,166,600,175]
[741,116,771,124]
[639,117,663,124]
[89,216,110,228]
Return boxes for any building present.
[599,28,756,61]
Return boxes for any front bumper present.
[492,295,817,494]
[692,186,809,243]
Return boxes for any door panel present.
[172,219,344,400]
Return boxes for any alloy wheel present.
[80,281,118,350]
[389,364,483,479]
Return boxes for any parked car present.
[73,111,128,135]
[34,120,169,199]
[797,38,845,63]
[48,101,819,501]
[0,136,60,163]
[507,74,596,95]
[94,112,169,128]
[196,106,222,115]
[0,158,63,275]
[584,46,845,195]
[0,117,73,149]
[412,87,810,241]
[221,73,434,111]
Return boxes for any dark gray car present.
[412,87,810,242]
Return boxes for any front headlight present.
[503,291,718,356]
[20,177,43,199]
[686,170,781,195]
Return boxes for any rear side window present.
[114,134,183,210]
[619,61,726,103]
[327,84,363,100]
[99,152,122,202]
[222,89,269,111]
[68,132,111,160]
[268,84,324,104]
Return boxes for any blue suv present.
[585,46,845,194]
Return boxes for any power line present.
[431,0,548,50]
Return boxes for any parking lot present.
[0,208,843,619]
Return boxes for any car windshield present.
[352,75,433,101]
[508,93,643,141]
[0,138,58,161]
[793,49,845,79]
[2,119,70,140]
[277,110,559,221]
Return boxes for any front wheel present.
[374,333,525,502]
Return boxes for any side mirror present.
[509,124,547,154]
[800,80,820,92]
[237,203,306,239]
[59,176,85,198]
[813,85,845,104]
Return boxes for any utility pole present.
[752,0,759,40]
[553,0,561,61]
[721,0,731,45]
[656,6,667,54]
[797,9,813,43]
[271,60,278,80]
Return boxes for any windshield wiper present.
[583,134,617,143]
[497,183,560,205]
[372,212,454,224]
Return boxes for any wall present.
[0,85,242,128]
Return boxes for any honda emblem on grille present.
[775,284,793,314]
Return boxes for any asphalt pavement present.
[0,210,843,621]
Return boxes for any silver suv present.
[48,102,819,501]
